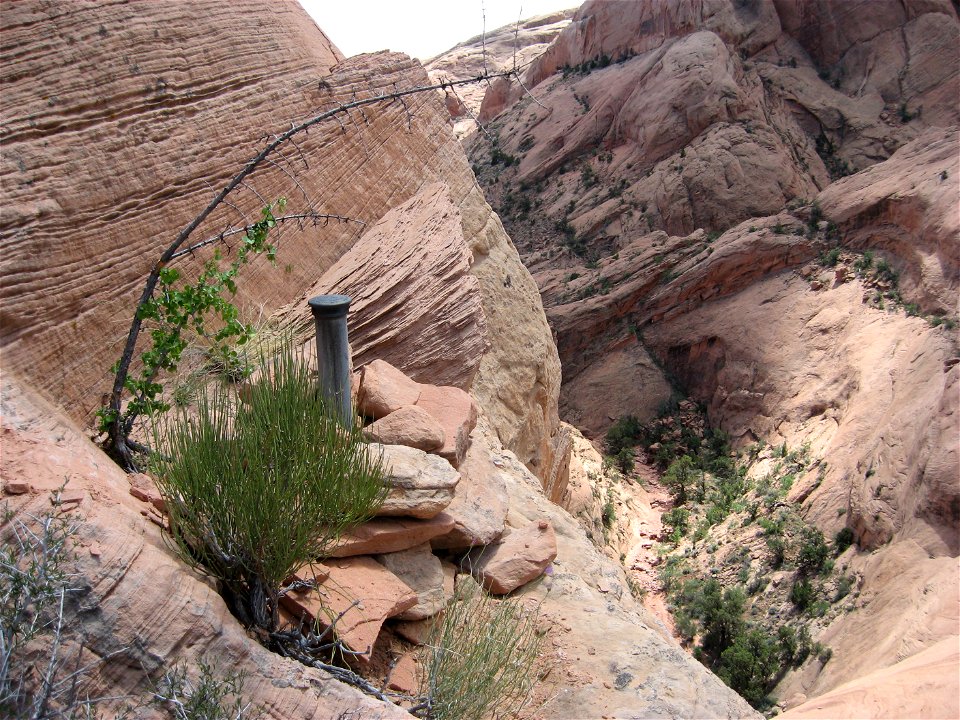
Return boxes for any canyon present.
[1,0,958,718]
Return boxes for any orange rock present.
[372,443,460,520]
[357,360,422,420]
[363,405,444,452]
[431,431,508,550]
[280,556,417,664]
[386,652,419,694]
[466,520,558,595]
[415,384,478,468]
[375,543,445,621]
[329,513,456,558]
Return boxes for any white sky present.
[299,0,577,62]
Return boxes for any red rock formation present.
[0,1,562,485]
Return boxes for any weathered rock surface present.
[426,9,575,137]
[283,556,418,664]
[329,514,456,558]
[780,635,960,720]
[373,443,459,520]
[414,383,478,467]
[1,1,562,488]
[375,543,446,621]
[465,520,558,595]
[471,417,759,718]
[282,184,490,391]
[459,0,959,709]
[363,405,445,452]
[430,429,509,550]
[357,360,423,420]
[0,372,412,718]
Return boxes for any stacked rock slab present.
[279,358,559,667]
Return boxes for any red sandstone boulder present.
[373,443,460,520]
[375,543,445,621]
[329,513,456,557]
[363,405,445,451]
[357,359,422,419]
[465,520,558,595]
[431,431,509,550]
[415,384,478,467]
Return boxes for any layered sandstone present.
[0,0,561,483]
[459,0,959,712]
[426,9,575,136]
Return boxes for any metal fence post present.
[308,294,353,427]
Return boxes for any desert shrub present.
[834,527,855,555]
[152,661,261,720]
[716,627,780,707]
[694,581,746,659]
[419,580,543,720]
[615,447,635,474]
[819,247,841,267]
[151,338,387,630]
[796,527,829,575]
[663,455,696,505]
[875,257,899,284]
[790,578,816,611]
[1,491,77,718]
[663,507,690,540]
[766,537,787,569]
[605,415,644,455]
[601,492,617,530]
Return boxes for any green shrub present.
[152,661,261,720]
[419,580,543,720]
[152,338,387,630]
[833,527,855,555]
[615,447,635,474]
[605,415,643,455]
[766,537,787,569]
[663,455,696,505]
[1,490,76,717]
[797,527,829,575]
[819,247,841,267]
[717,627,779,707]
[790,578,816,611]
[663,507,690,538]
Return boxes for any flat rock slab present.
[363,405,445,452]
[329,513,456,557]
[375,542,445,621]
[372,443,459,520]
[415,383,478,468]
[280,556,417,664]
[358,359,422,419]
[465,520,558,595]
[431,431,508,550]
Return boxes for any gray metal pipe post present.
[308,294,353,427]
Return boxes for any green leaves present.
[106,200,286,436]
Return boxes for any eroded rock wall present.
[0,0,561,481]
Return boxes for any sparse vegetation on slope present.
[603,401,854,710]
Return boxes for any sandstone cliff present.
[0,1,767,717]
[0,0,560,484]
[460,0,959,714]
